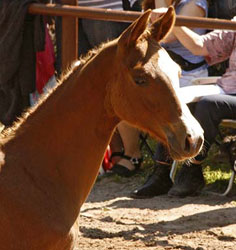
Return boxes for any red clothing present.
[36,26,55,94]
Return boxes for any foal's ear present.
[149,6,176,42]
[118,10,151,48]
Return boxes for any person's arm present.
[150,7,209,56]
[172,26,209,56]
[153,0,206,43]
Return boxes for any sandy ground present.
[77,175,236,250]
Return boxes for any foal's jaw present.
[165,113,204,161]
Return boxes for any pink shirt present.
[202,30,236,94]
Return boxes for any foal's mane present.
[0,42,108,145]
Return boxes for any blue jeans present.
[78,19,130,56]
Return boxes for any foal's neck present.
[4,42,119,211]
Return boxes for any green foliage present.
[140,136,157,168]
[201,141,236,194]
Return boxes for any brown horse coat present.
[0,8,203,250]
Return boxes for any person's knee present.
[194,96,218,122]
[193,96,221,145]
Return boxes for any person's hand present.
[150,7,168,23]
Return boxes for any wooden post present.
[61,0,78,71]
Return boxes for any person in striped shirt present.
[78,0,137,10]
[78,0,141,55]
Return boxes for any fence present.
[28,0,236,71]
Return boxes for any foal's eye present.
[134,77,148,86]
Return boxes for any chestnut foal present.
[0,7,203,250]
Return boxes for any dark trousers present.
[194,94,236,161]
[154,94,236,163]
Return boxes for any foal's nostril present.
[197,136,204,150]
[184,134,192,152]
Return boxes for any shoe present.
[130,164,172,199]
[111,154,143,177]
[168,164,205,198]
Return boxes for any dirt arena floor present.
[77,175,236,250]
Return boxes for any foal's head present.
[108,7,203,161]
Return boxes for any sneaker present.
[130,165,172,199]
[168,164,205,198]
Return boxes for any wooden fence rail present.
[28,2,236,70]
[29,3,236,29]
